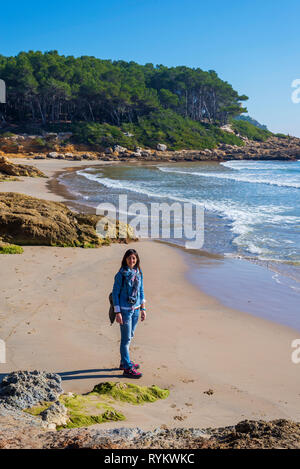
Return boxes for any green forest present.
[0,51,273,150]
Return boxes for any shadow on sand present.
[0,369,125,385]
[58,368,125,381]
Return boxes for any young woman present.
[112,249,146,378]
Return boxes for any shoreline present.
[1,159,300,429]
[2,132,300,163]
[53,159,300,332]
[2,158,299,330]
[0,158,120,203]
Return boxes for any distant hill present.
[235,115,269,131]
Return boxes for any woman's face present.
[126,254,137,269]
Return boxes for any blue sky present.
[1,0,300,136]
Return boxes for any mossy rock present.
[23,402,52,416]
[59,409,125,429]
[24,394,125,430]
[0,242,24,254]
[91,382,170,405]
[22,383,169,430]
[58,393,125,429]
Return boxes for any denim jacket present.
[112,267,145,313]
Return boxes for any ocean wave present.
[77,169,207,206]
[220,160,299,171]
[157,166,300,188]
[78,169,300,227]
[77,167,300,264]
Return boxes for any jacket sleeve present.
[112,272,122,313]
[140,271,146,305]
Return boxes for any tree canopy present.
[0,50,248,127]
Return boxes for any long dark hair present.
[121,249,141,271]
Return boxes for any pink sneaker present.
[123,367,143,379]
[120,362,140,371]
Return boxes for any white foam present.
[158,166,300,189]
[220,160,297,171]
[77,169,206,206]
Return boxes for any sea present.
[58,159,300,331]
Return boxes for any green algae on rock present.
[23,402,52,416]
[58,394,125,429]
[0,242,24,254]
[91,382,170,404]
[19,380,169,431]
[23,394,125,430]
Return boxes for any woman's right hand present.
[115,313,123,325]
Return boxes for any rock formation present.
[0,371,63,410]
[0,371,299,449]
[1,132,300,162]
[0,192,136,247]
[0,156,46,178]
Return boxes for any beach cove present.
[0,158,300,430]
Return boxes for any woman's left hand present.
[141,309,147,322]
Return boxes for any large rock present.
[0,371,63,410]
[0,157,46,178]
[0,192,136,247]
[157,143,167,151]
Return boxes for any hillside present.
[235,115,269,131]
[0,51,293,153]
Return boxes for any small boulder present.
[114,145,127,154]
[40,401,68,427]
[47,152,59,159]
[157,144,167,152]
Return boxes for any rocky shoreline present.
[1,132,300,162]
[0,371,300,449]
[2,415,300,449]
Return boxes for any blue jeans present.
[120,308,140,369]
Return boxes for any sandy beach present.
[1,158,300,430]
